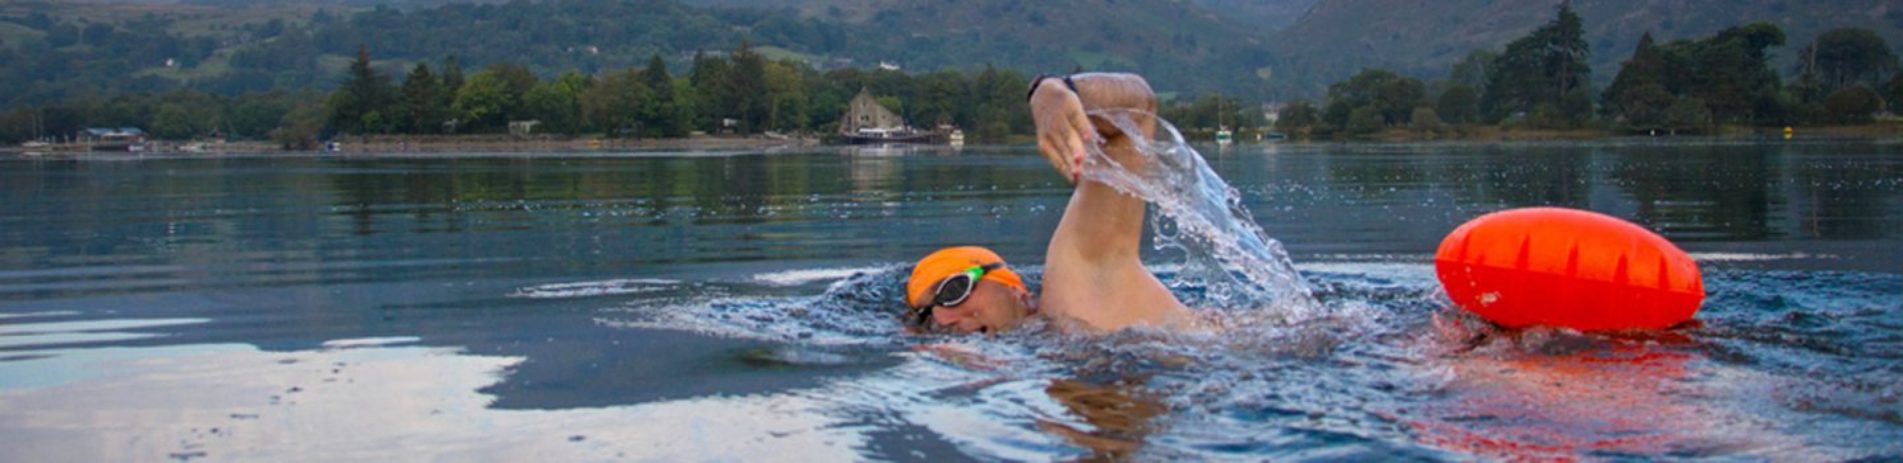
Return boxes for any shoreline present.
[326,134,825,153]
[0,134,826,156]
[1196,123,1903,143]
[8,125,1902,155]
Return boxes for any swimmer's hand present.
[1031,74,1158,183]
[1031,77,1096,184]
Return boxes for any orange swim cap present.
[906,246,1026,308]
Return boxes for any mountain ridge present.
[1269,0,1903,91]
[2,0,1898,106]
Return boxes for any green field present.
[754,46,825,65]
[165,5,336,38]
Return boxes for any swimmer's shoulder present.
[1040,301,1201,334]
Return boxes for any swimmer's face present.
[925,279,1032,335]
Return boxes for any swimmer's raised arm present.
[1030,73,1158,182]
[1030,73,1190,331]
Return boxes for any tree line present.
[317,41,1037,144]
[1275,4,1903,137]
[0,42,1039,147]
[1,0,1275,115]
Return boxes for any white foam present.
[1297,262,1437,278]
[0,344,866,462]
[1692,252,1837,262]
[0,311,82,320]
[751,266,891,286]
[0,318,208,336]
[1305,253,1435,263]
[508,278,679,299]
[320,337,422,349]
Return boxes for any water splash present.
[601,268,920,347]
[1081,109,1318,318]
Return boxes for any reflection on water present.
[2,141,1901,460]
[1408,327,1781,459]
[0,341,872,462]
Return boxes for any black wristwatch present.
[1027,74,1078,101]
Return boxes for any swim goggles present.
[907,263,1004,327]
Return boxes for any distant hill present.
[1269,0,1903,91]
[703,0,1321,34]
[0,0,1290,107]
[688,0,1288,95]
[1187,0,1320,33]
[2,0,1898,108]
[788,0,1279,91]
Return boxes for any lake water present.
[1,140,1900,461]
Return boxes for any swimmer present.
[906,72,1193,334]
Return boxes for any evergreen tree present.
[330,44,395,134]
[641,53,689,137]
[441,55,465,95]
[1484,2,1590,124]
[439,55,465,131]
[688,50,730,132]
[1686,23,1785,124]
[724,41,771,134]
[1603,33,1671,121]
[643,54,672,95]
[398,63,444,133]
[1604,23,1786,127]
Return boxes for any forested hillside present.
[1184,0,1319,33]
[1271,0,1903,90]
[702,0,1321,33]
[0,0,1285,110]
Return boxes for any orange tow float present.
[1434,207,1704,331]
